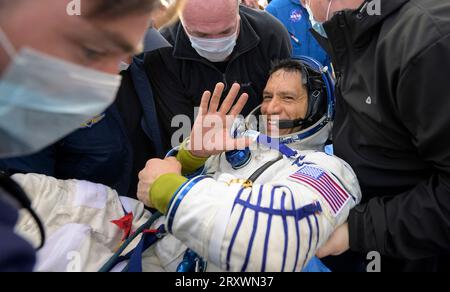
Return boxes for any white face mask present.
[306,0,334,38]
[186,27,238,62]
[0,27,122,158]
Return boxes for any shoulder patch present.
[288,165,351,217]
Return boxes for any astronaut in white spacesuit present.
[14,57,361,272]
[136,57,362,272]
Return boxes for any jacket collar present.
[172,9,260,61]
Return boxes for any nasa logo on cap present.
[290,9,302,22]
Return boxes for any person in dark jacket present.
[307,0,450,271]
[145,0,292,152]
[0,29,172,197]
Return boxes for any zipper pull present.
[289,32,300,45]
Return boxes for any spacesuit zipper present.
[247,155,283,182]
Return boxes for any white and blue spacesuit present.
[161,57,361,272]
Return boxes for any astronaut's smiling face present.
[261,69,309,137]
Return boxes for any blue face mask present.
[305,0,334,39]
[0,27,122,158]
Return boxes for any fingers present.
[208,83,225,113]
[229,93,249,117]
[316,223,350,258]
[316,244,333,259]
[165,156,178,162]
[199,90,212,116]
[165,156,181,166]
[137,169,152,207]
[219,83,241,115]
[206,83,247,116]
[165,157,181,170]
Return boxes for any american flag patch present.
[288,165,351,217]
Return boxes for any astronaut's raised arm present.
[163,151,361,272]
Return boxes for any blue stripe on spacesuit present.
[227,185,322,272]
[233,199,322,218]
[314,214,320,249]
[241,185,264,272]
[261,187,276,272]
[226,187,249,271]
[167,176,210,234]
[257,134,298,158]
[292,158,317,168]
[302,216,314,270]
[280,191,288,272]
[289,187,301,272]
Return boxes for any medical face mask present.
[0,27,122,158]
[119,61,130,72]
[306,0,334,38]
[186,27,238,62]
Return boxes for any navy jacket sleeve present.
[0,196,35,272]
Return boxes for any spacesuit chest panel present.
[212,149,293,183]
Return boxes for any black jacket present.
[145,5,292,151]
[320,0,450,271]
